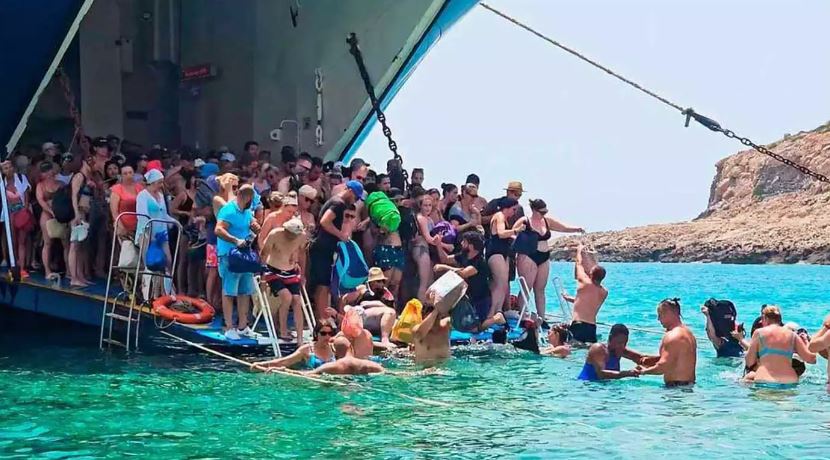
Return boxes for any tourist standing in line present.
[36,161,69,280]
[215,184,260,340]
[308,180,364,319]
[485,197,523,320]
[513,198,583,326]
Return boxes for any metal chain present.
[347,33,409,187]
[56,67,89,154]
[480,2,830,185]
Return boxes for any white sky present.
[356,0,830,231]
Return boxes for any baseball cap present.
[220,152,236,162]
[193,158,206,168]
[346,180,365,201]
[42,142,57,152]
[92,136,110,149]
[349,157,370,169]
[284,217,305,235]
[198,163,219,178]
[298,184,317,200]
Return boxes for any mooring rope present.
[159,331,452,407]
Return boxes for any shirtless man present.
[565,242,608,344]
[261,217,307,344]
[308,336,383,375]
[639,298,698,386]
[412,294,453,364]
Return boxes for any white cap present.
[145,169,164,184]
[298,184,317,200]
[220,152,236,162]
[193,158,206,168]
[283,217,305,235]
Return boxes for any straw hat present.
[505,181,525,193]
[366,267,387,283]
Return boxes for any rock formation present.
[550,121,830,264]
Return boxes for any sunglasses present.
[319,329,334,336]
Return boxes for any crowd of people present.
[9,136,830,384]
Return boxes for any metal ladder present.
[99,213,182,351]
[251,277,317,358]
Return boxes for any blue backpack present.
[334,240,369,290]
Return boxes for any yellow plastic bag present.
[391,299,423,344]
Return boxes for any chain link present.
[480,2,830,185]
[56,67,89,154]
[347,33,408,188]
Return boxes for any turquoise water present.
[3,263,830,459]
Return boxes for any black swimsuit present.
[513,218,552,265]
[486,230,513,260]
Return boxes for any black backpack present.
[705,298,737,339]
[397,207,417,242]
[52,183,75,224]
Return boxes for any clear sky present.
[357,0,830,231]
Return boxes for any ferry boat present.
[0,0,479,353]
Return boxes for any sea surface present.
[2,262,830,459]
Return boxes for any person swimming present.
[253,322,337,370]
[540,323,572,358]
[578,324,643,381]
[308,335,384,376]
[744,305,815,385]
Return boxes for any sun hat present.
[367,267,387,283]
[505,181,525,193]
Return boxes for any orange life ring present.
[152,295,215,324]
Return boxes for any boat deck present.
[2,272,291,351]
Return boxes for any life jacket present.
[334,240,369,290]
[704,298,737,339]
[51,182,75,224]
[366,191,401,232]
[391,299,423,343]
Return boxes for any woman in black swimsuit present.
[513,199,584,323]
[487,197,523,320]
[171,174,197,296]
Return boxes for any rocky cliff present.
[550,121,830,264]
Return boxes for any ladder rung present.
[102,338,126,348]
[135,271,174,279]
[106,312,138,322]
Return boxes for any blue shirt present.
[216,200,253,257]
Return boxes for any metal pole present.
[0,159,17,271]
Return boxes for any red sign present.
[181,64,216,82]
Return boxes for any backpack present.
[334,240,369,290]
[397,207,417,242]
[366,191,401,232]
[391,299,423,344]
[52,183,75,224]
[430,220,457,244]
[194,176,218,209]
[704,298,737,339]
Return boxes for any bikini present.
[758,332,796,359]
[513,217,552,265]
[308,352,335,369]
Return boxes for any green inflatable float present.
[366,191,401,232]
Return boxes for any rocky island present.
[550,121,830,264]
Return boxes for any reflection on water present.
[2,263,830,458]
